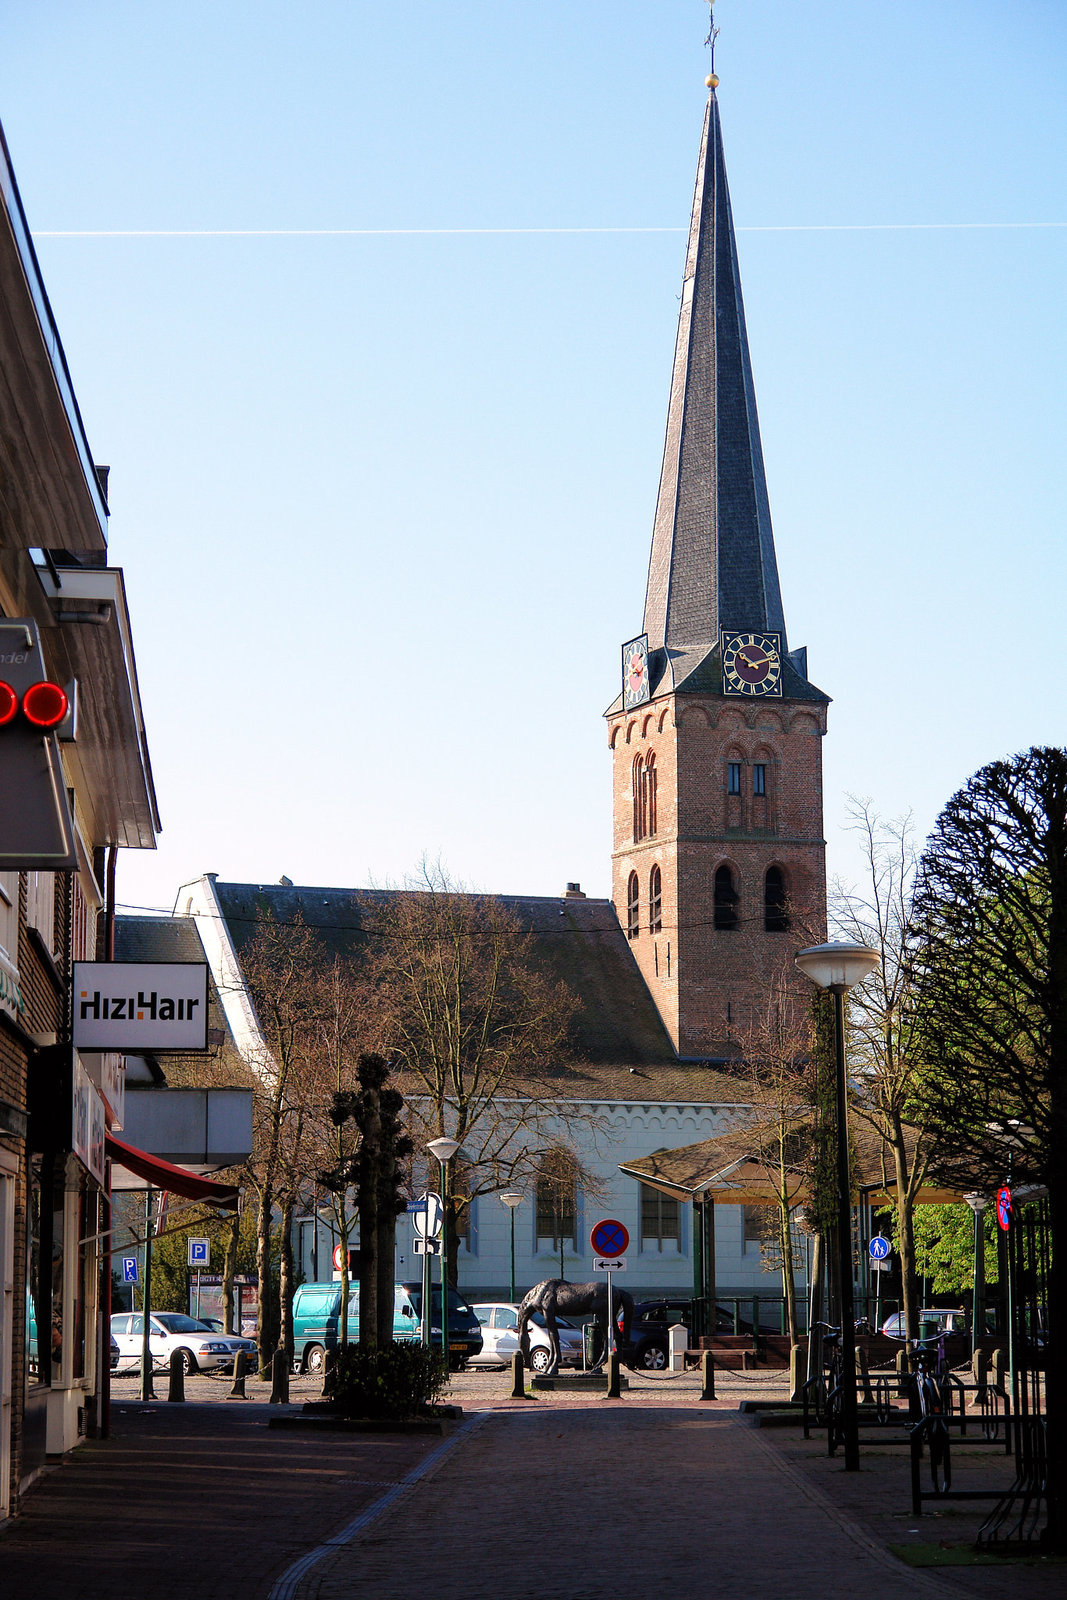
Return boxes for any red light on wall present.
[0,683,17,726]
[22,681,68,728]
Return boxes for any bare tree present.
[239,914,323,1374]
[361,864,594,1281]
[831,801,931,1347]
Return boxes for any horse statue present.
[516,1278,633,1377]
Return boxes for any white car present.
[471,1303,586,1373]
[111,1311,248,1374]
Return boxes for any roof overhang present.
[34,564,160,846]
[0,121,109,553]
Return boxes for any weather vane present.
[705,3,719,73]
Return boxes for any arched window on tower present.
[713,864,739,931]
[627,871,640,939]
[632,751,658,842]
[764,866,789,932]
[644,752,657,837]
[649,864,662,933]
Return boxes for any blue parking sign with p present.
[188,1237,210,1266]
[122,1256,138,1284]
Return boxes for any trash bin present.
[668,1321,687,1373]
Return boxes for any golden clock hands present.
[737,649,767,669]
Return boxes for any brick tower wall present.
[610,693,827,1058]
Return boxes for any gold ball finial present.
[705,73,719,89]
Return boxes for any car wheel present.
[176,1347,199,1376]
[304,1343,326,1376]
[638,1341,668,1371]
[528,1346,552,1374]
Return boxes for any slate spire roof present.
[643,87,789,662]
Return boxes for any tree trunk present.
[806,1231,825,1384]
[376,1119,398,1347]
[255,1182,274,1376]
[278,1196,295,1359]
[890,1125,919,1353]
[779,1197,798,1346]
[358,1081,381,1349]
[221,1209,239,1335]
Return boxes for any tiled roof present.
[210,881,750,1106]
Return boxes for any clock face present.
[622,634,651,710]
[721,631,783,697]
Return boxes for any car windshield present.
[153,1314,214,1334]
[405,1286,475,1319]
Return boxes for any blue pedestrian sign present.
[122,1256,138,1284]
[868,1235,891,1261]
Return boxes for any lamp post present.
[796,940,880,1473]
[427,1138,460,1368]
[964,1193,989,1360]
[500,1192,523,1303]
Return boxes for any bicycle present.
[909,1334,952,1494]
[812,1321,845,1456]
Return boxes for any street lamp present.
[427,1137,460,1368]
[964,1193,989,1360]
[796,940,880,1473]
[500,1192,523,1303]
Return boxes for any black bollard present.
[511,1350,526,1399]
[607,1350,622,1399]
[269,1347,290,1405]
[168,1350,186,1403]
[227,1349,248,1400]
[701,1348,716,1401]
[322,1346,337,1395]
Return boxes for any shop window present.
[713,864,739,930]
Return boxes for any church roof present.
[209,879,750,1105]
[641,88,800,667]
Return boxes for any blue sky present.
[1,2,1064,910]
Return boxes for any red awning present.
[105,1133,239,1209]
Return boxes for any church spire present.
[642,83,787,661]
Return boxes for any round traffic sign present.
[868,1235,891,1261]
[996,1186,1012,1232]
[413,1192,443,1239]
[590,1218,629,1258]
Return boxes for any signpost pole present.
[140,1186,155,1402]
[421,1217,431,1349]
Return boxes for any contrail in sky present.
[33,221,1067,238]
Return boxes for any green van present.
[292,1279,484,1373]
[291,1281,422,1374]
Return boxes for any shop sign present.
[72,1056,105,1183]
[72,962,209,1051]
[80,1051,125,1129]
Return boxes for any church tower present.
[607,80,828,1060]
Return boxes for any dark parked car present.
[622,1299,736,1371]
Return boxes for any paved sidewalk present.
[3,1376,1063,1600]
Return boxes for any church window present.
[727,762,742,796]
[713,864,739,930]
[633,751,658,841]
[627,872,640,939]
[753,763,767,797]
[536,1149,578,1254]
[640,1183,681,1252]
[764,866,789,932]
[649,865,662,933]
